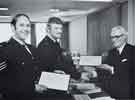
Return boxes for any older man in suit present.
[100,26,135,99]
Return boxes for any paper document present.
[75,83,96,90]
[92,97,115,100]
[73,95,91,100]
[79,56,102,66]
[38,72,70,91]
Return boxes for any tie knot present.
[22,44,27,48]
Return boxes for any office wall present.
[35,23,47,46]
[87,5,120,55]
[121,2,128,31]
[31,23,36,46]
[61,22,69,50]
[69,16,87,55]
[128,0,135,45]
[0,23,13,43]
[99,6,120,54]
[87,13,100,55]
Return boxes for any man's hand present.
[54,70,65,74]
[35,84,48,93]
[99,64,114,74]
[81,71,98,81]
[81,72,90,81]
[89,70,98,78]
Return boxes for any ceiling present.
[0,0,127,22]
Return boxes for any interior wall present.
[69,16,87,55]
[121,2,128,31]
[31,23,36,46]
[0,23,13,43]
[99,5,120,54]
[35,23,47,47]
[87,13,100,56]
[128,0,135,45]
[87,5,120,55]
[61,22,69,50]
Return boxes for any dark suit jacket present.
[38,36,81,79]
[0,38,39,100]
[101,43,135,99]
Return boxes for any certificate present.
[38,72,70,91]
[79,56,102,66]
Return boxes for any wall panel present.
[87,5,120,55]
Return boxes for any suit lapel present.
[120,44,128,57]
[119,44,129,63]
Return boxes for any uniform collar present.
[47,34,57,43]
[12,36,25,46]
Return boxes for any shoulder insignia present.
[0,61,7,71]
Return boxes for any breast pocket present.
[15,57,26,70]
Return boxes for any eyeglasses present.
[110,34,123,39]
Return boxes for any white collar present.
[117,43,126,54]
[13,36,25,45]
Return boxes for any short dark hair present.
[11,13,30,28]
[47,17,63,25]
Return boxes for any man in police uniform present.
[37,16,77,100]
[37,17,98,100]
[38,17,81,80]
[0,14,46,100]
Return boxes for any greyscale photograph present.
[0,0,134,100]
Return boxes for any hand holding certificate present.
[38,72,70,91]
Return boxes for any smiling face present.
[48,23,63,40]
[12,15,31,42]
